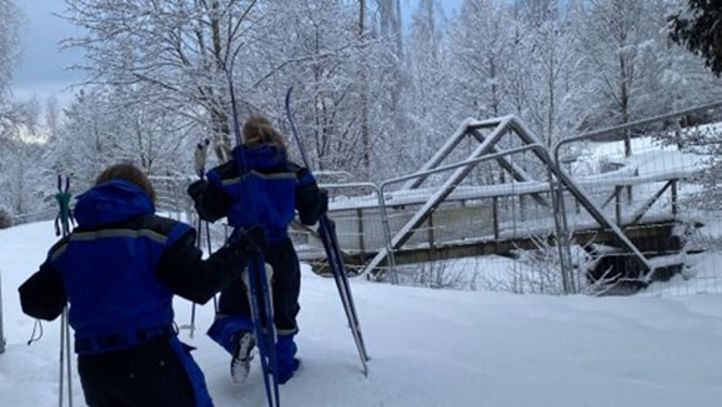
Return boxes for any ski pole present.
[195,139,219,313]
[54,175,74,407]
[187,139,218,337]
[205,221,218,313]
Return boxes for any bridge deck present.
[301,218,689,274]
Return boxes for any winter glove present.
[187,179,231,222]
[225,225,268,256]
[187,179,206,202]
[210,226,268,281]
[297,187,329,225]
[18,263,67,321]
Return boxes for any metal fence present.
[148,175,234,255]
[149,175,197,222]
[555,106,722,297]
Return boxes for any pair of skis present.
[284,88,370,376]
[244,253,281,407]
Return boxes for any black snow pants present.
[77,337,195,407]
[217,237,301,336]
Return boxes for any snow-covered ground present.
[580,136,680,164]
[2,221,722,406]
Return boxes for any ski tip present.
[285,86,294,104]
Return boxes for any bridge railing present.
[318,172,684,291]
[295,182,386,273]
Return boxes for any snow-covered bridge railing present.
[299,167,689,283]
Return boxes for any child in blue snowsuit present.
[188,115,327,384]
[18,164,265,407]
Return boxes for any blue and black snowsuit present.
[188,144,327,383]
[18,180,255,407]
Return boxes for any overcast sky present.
[11,0,462,108]
[13,0,84,107]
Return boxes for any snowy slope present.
[2,222,722,406]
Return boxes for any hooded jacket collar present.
[233,145,287,172]
[74,180,154,228]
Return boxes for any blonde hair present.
[95,163,156,203]
[242,115,286,150]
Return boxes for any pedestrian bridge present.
[292,115,697,287]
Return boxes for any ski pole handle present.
[194,139,210,178]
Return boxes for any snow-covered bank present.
[1,222,722,406]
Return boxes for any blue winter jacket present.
[55,181,188,352]
[196,145,325,241]
[18,180,244,355]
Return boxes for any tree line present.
[1,0,721,218]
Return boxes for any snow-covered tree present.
[0,0,31,217]
[44,96,59,141]
[514,2,578,146]
[0,0,20,139]
[278,1,365,171]
[451,0,514,119]
[0,141,47,215]
[51,89,115,186]
[63,0,272,161]
[51,86,196,189]
[51,0,722,191]
[0,0,19,112]
[670,0,722,76]
[403,0,457,166]
[62,0,405,180]
[570,0,665,156]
